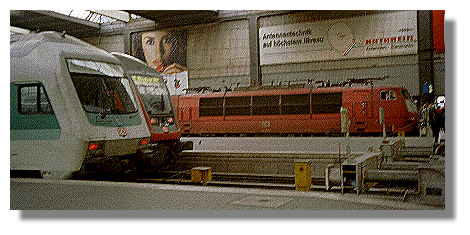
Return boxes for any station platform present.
[182,136,435,154]
[11,178,440,211]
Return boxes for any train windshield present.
[67,59,138,114]
[131,75,172,115]
[401,89,418,113]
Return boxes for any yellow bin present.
[294,160,312,191]
[191,167,212,183]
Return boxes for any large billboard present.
[131,29,188,95]
[259,11,418,65]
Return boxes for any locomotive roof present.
[112,52,164,78]
[10,31,116,61]
[182,86,405,97]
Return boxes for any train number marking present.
[260,121,271,128]
[117,127,128,137]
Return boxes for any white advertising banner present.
[259,11,418,65]
[163,71,188,95]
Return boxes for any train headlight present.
[86,142,104,158]
[88,142,102,151]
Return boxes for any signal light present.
[139,138,150,145]
[87,143,101,151]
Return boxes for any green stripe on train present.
[11,129,61,140]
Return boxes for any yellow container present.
[191,167,212,183]
[294,160,312,191]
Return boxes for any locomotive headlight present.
[167,117,174,124]
[139,138,150,146]
[162,126,170,133]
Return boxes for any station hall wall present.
[257,11,422,96]
[106,10,443,97]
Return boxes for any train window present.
[18,84,53,114]
[132,76,172,115]
[199,97,224,116]
[253,95,280,115]
[281,94,309,114]
[71,73,138,114]
[67,59,124,77]
[380,90,397,101]
[225,96,251,116]
[311,93,342,114]
[67,59,138,115]
[401,89,411,99]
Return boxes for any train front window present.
[131,75,172,115]
[380,90,397,101]
[401,89,418,113]
[67,59,137,114]
[401,90,409,99]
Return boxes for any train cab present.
[10,32,151,178]
[112,52,192,170]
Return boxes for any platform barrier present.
[294,160,312,192]
[191,167,212,184]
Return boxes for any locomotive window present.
[225,96,251,116]
[18,84,54,114]
[199,97,224,116]
[281,94,309,114]
[380,90,397,101]
[253,95,280,115]
[311,93,342,114]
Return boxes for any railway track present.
[69,137,442,207]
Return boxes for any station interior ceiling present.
[10,10,379,38]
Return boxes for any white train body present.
[10,32,150,178]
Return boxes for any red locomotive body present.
[172,86,418,136]
[113,53,192,170]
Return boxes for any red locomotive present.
[171,82,419,136]
[113,53,192,171]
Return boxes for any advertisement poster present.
[131,29,188,95]
[162,71,188,96]
[259,11,418,65]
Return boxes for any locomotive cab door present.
[177,96,195,134]
[180,106,192,133]
[350,90,372,133]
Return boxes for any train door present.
[378,89,402,132]
[178,97,192,134]
[10,82,77,178]
[350,90,372,133]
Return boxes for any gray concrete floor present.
[11,178,439,210]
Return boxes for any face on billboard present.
[140,30,187,74]
[141,31,168,72]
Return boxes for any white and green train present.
[10,31,151,179]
